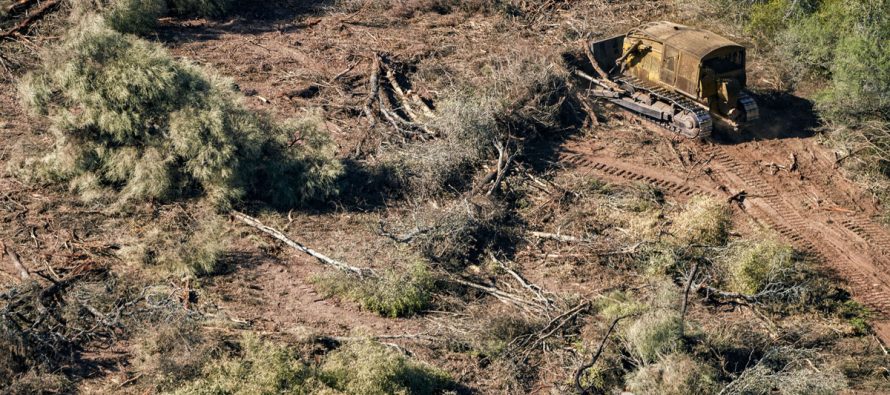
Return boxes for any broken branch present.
[0,0,61,39]
[574,312,639,394]
[363,53,381,127]
[1,240,31,281]
[449,276,548,313]
[232,211,373,277]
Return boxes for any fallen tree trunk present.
[232,211,373,277]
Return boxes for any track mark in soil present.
[560,150,714,198]
[559,135,890,342]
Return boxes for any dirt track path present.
[559,131,890,343]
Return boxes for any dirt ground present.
[2,0,890,393]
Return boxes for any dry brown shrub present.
[670,196,731,246]
[625,352,718,395]
[131,319,219,391]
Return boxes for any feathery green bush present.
[719,236,797,295]
[313,261,435,317]
[104,0,167,35]
[170,335,452,395]
[171,335,318,395]
[19,18,341,210]
[319,340,453,394]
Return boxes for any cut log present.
[362,53,381,127]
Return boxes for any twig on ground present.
[0,0,61,39]
[377,222,431,243]
[490,252,554,309]
[232,211,374,277]
[528,231,590,243]
[1,240,31,281]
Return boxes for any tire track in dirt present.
[559,136,890,342]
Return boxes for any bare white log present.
[528,231,591,243]
[232,211,373,277]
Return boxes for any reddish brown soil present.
[2,1,890,393]
[559,102,890,342]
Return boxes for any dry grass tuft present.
[131,319,219,391]
[625,352,718,395]
[120,208,232,278]
[670,196,731,246]
[623,310,683,365]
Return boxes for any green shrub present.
[625,353,718,395]
[171,335,318,395]
[313,261,435,317]
[623,311,683,364]
[167,0,234,17]
[132,320,218,391]
[18,18,341,210]
[320,340,453,394]
[121,209,231,277]
[167,335,453,395]
[719,236,796,295]
[105,0,167,35]
[671,196,731,246]
[595,291,646,320]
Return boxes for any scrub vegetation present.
[0,0,887,394]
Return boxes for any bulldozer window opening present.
[703,51,744,74]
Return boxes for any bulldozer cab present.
[588,22,747,100]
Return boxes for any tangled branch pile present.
[18,17,341,210]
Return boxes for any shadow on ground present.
[155,0,335,43]
[712,91,821,144]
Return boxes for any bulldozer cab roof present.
[629,21,744,60]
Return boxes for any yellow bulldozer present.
[581,21,759,138]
